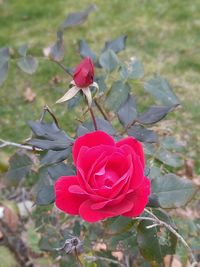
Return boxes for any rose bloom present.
[55,131,150,223]
[73,57,94,88]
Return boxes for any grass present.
[0,0,200,173]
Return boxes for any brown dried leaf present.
[0,203,19,232]
[23,87,36,102]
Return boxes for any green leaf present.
[137,105,172,125]
[137,213,177,264]
[157,147,183,167]
[95,76,106,92]
[117,94,137,127]
[104,216,134,235]
[0,47,9,64]
[60,4,96,30]
[120,57,144,80]
[6,151,33,185]
[144,76,180,106]
[41,148,70,166]
[128,125,158,143]
[79,39,97,62]
[102,35,127,53]
[105,80,129,111]
[18,44,28,57]
[161,136,185,152]
[77,118,115,136]
[0,47,9,86]
[27,121,73,150]
[99,49,119,72]
[44,31,64,62]
[17,56,38,74]
[151,173,198,208]
[36,163,72,205]
[0,61,8,86]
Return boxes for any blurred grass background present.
[0,0,200,173]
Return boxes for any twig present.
[134,209,198,265]
[75,248,84,267]
[42,104,60,128]
[0,138,40,151]
[54,61,73,77]
[94,99,110,121]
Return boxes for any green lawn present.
[0,0,200,172]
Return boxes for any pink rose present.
[55,131,150,223]
[73,57,94,88]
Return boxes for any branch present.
[53,61,73,77]
[0,139,41,151]
[135,209,198,265]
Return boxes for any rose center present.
[95,169,119,188]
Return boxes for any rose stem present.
[89,107,98,131]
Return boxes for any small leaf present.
[157,148,183,168]
[43,31,64,62]
[41,149,70,166]
[6,151,33,185]
[27,121,73,150]
[120,57,144,80]
[137,216,177,264]
[0,47,9,86]
[151,173,198,208]
[102,35,127,53]
[60,4,96,30]
[95,76,106,92]
[17,56,38,74]
[96,117,115,135]
[18,44,28,57]
[137,105,172,125]
[105,80,129,111]
[117,94,137,127]
[47,162,75,180]
[128,125,158,143]
[161,136,185,152]
[77,117,115,136]
[105,216,134,235]
[36,163,74,205]
[147,193,161,208]
[79,39,97,62]
[99,49,119,72]
[0,47,9,64]
[144,76,180,106]
[0,61,8,86]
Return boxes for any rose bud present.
[73,57,94,87]
[56,57,98,106]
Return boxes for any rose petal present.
[73,131,115,164]
[55,176,85,215]
[79,198,133,223]
[116,137,145,168]
[79,199,108,222]
[123,177,151,217]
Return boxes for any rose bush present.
[55,131,151,222]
